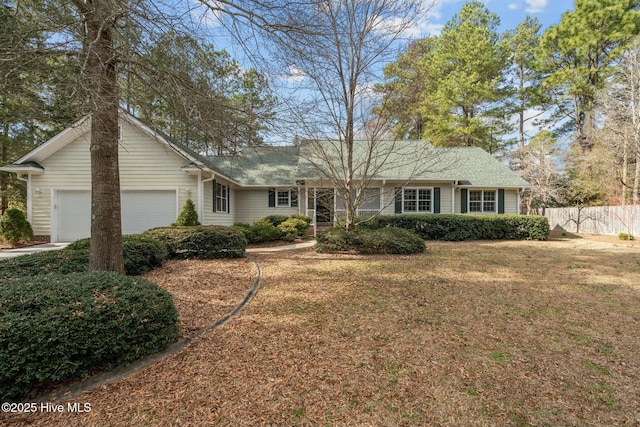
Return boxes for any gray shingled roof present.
[201,141,528,188]
[205,146,300,186]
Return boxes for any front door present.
[315,189,334,224]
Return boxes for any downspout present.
[199,172,216,222]
[16,174,31,222]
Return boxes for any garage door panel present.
[121,190,177,234]
[57,191,91,242]
[55,189,177,242]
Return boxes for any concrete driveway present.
[0,243,70,259]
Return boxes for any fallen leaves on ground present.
[3,238,640,427]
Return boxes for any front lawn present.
[4,238,640,426]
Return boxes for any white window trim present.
[276,188,292,208]
[215,182,229,213]
[468,189,497,214]
[402,187,433,214]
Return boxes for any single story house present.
[1,112,530,242]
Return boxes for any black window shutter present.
[227,186,231,214]
[394,187,402,214]
[498,189,505,214]
[434,187,441,213]
[268,188,276,207]
[461,189,467,213]
[212,180,217,213]
[291,188,298,207]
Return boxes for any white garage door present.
[55,189,178,242]
[121,190,177,235]
[56,190,91,242]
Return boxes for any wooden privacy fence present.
[544,205,640,236]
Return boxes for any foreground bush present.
[361,214,549,241]
[0,208,33,244]
[0,249,90,279]
[316,227,425,255]
[0,272,180,400]
[66,234,168,275]
[0,235,168,277]
[144,225,246,259]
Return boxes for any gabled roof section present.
[0,161,44,175]
[3,112,529,188]
[13,116,90,164]
[206,146,300,186]
[443,147,530,188]
[296,140,530,187]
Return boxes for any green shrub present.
[289,214,312,225]
[277,217,310,241]
[144,225,246,259]
[316,227,425,255]
[618,232,635,241]
[0,271,180,400]
[0,235,168,277]
[0,208,33,244]
[247,219,282,243]
[172,199,200,226]
[362,214,549,241]
[0,249,89,279]
[121,235,169,274]
[263,215,290,227]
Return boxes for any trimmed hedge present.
[316,227,426,255]
[144,225,246,259]
[0,234,168,278]
[66,234,168,275]
[0,249,90,279]
[360,214,549,241]
[0,272,180,400]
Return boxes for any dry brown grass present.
[3,237,640,426]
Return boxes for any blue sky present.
[423,0,574,36]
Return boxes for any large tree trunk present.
[1,121,8,215]
[85,0,124,273]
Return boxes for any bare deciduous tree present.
[230,0,439,231]
[597,37,640,205]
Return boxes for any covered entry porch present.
[304,187,382,236]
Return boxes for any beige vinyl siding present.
[201,178,236,226]
[30,119,197,237]
[234,188,299,224]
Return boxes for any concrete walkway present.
[246,240,316,252]
[0,242,70,259]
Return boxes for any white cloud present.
[279,65,307,84]
[508,3,520,10]
[525,0,548,14]
[421,22,445,36]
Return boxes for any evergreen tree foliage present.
[172,199,200,226]
[0,208,33,244]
